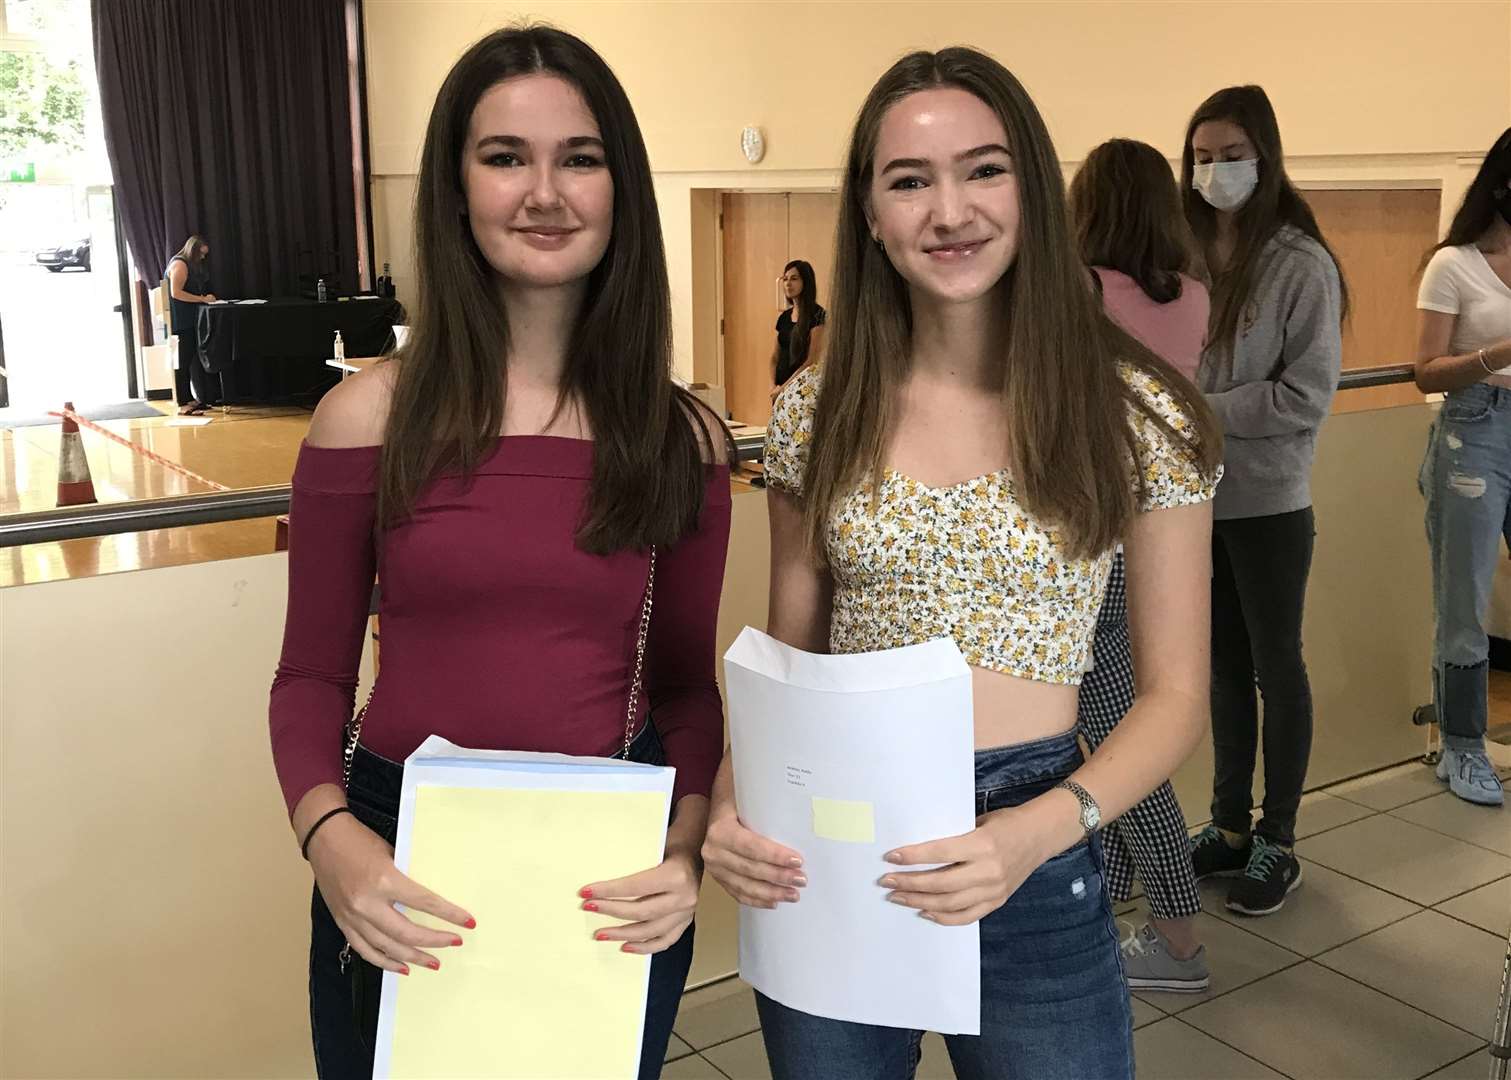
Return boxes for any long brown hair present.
[379,25,729,552]
[804,47,1221,561]
[177,235,208,264]
[1181,86,1349,358]
[784,259,820,367]
[1070,139,1195,304]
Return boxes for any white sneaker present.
[1118,921,1210,993]
[1437,747,1505,806]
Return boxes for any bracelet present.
[300,806,353,860]
[1479,348,1496,375]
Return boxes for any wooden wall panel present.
[1308,188,1441,414]
[720,193,788,426]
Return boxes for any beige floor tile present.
[679,978,749,1009]
[1182,962,1481,1079]
[666,1033,695,1063]
[661,1053,730,1079]
[916,1031,958,1079]
[1131,995,1166,1029]
[1391,791,1511,856]
[1295,814,1511,906]
[1133,1017,1285,1079]
[1326,762,1445,811]
[1434,874,1511,935]
[1121,907,1302,1014]
[1204,858,1421,957]
[1315,909,1506,1039]
[1421,1046,1498,1079]
[701,1031,770,1080]
[1294,790,1376,839]
[674,981,762,1051]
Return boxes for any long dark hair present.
[1070,139,1194,304]
[783,259,820,366]
[1435,127,1511,253]
[380,25,729,551]
[804,47,1221,561]
[1181,85,1349,356]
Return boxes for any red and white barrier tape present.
[48,409,231,492]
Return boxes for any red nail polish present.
[427,959,441,970]
[463,917,477,930]
[397,965,410,976]
[451,937,463,947]
[595,931,609,941]
[621,943,636,953]
[583,901,599,912]
[579,887,594,899]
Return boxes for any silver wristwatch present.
[1056,779,1102,835]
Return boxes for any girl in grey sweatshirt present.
[1180,85,1346,921]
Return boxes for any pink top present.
[268,437,732,815]
[1093,268,1209,380]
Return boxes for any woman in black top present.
[771,259,826,399]
[165,234,220,415]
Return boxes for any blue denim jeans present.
[307,722,694,1079]
[755,729,1133,1080]
[1420,384,1511,750]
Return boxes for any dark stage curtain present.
[93,0,359,299]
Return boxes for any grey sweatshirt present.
[1200,225,1343,521]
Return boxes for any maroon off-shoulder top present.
[269,435,731,815]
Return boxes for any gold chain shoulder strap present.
[622,546,656,759]
[340,546,657,787]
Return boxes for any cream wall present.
[0,554,339,1078]
[364,0,1511,378]
[0,489,769,1075]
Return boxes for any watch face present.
[1084,804,1101,831]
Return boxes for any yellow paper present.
[388,785,666,1078]
[811,796,876,843]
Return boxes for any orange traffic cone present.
[56,402,98,507]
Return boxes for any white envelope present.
[723,628,980,1034]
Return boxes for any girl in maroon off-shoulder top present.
[269,26,731,1077]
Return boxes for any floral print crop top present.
[763,364,1219,685]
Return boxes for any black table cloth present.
[196,296,403,404]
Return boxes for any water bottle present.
[333,331,345,362]
[317,277,328,303]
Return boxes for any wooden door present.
[787,192,841,340]
[720,192,841,426]
[1306,188,1442,414]
[721,193,788,427]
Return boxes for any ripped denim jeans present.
[1419,383,1511,748]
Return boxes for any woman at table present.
[165,234,219,415]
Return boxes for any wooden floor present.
[0,403,763,588]
[0,405,312,588]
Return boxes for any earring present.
[872,234,885,253]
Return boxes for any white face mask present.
[1192,159,1259,212]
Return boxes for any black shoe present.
[1226,836,1302,916]
[1190,824,1250,880]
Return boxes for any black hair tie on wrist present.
[301,807,354,860]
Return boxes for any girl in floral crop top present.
[703,47,1221,1079]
